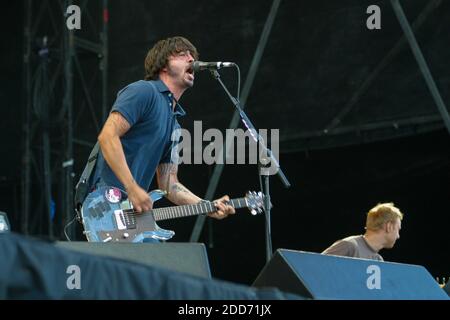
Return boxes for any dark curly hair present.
[144,36,199,80]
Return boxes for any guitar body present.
[81,186,175,243]
[80,185,264,243]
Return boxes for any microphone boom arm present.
[209,67,291,263]
[209,69,290,188]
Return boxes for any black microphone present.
[192,61,235,72]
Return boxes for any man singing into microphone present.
[89,36,235,223]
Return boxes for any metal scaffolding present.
[21,0,108,239]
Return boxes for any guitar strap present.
[74,142,100,219]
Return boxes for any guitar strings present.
[121,199,246,218]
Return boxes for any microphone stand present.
[210,69,291,263]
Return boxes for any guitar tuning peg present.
[257,207,263,213]
[251,209,257,216]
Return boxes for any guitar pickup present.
[114,209,137,230]
[114,210,126,230]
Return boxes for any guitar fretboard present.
[151,198,248,221]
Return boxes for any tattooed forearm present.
[158,163,177,177]
[157,163,201,205]
[171,183,189,194]
[167,182,202,205]
[156,163,178,191]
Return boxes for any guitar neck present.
[151,198,248,221]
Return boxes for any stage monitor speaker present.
[2,233,293,299]
[252,249,449,300]
[56,241,211,279]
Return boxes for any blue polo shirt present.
[91,79,186,191]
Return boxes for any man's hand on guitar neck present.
[208,195,236,220]
[126,183,153,213]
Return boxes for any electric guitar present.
[80,186,265,243]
